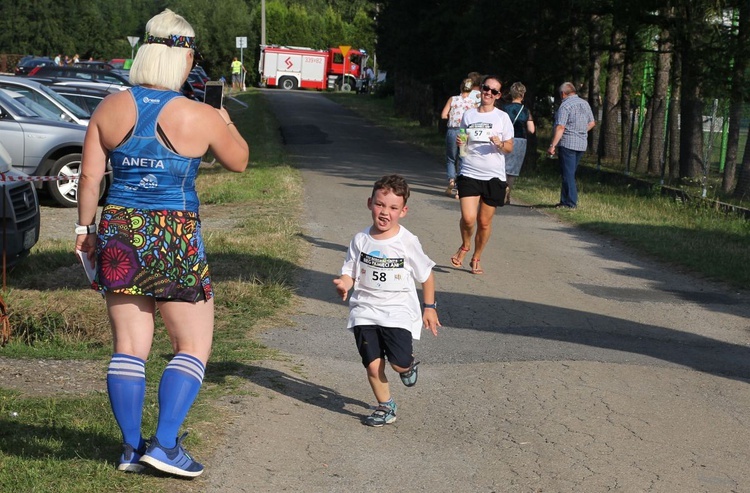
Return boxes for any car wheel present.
[279,76,297,90]
[46,153,104,207]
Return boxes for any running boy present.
[333,174,440,427]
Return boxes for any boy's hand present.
[333,276,353,301]
[422,309,440,336]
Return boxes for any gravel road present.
[203,90,750,493]
[6,91,750,493]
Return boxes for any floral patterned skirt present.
[94,204,213,302]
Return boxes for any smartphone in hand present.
[204,81,224,109]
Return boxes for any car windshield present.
[35,83,90,118]
[0,89,45,118]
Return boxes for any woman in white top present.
[440,78,477,198]
[449,75,514,275]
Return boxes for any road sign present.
[127,36,139,59]
[236,37,248,49]
[339,45,351,58]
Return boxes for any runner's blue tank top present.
[106,86,202,213]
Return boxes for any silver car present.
[0,88,94,207]
[0,75,90,126]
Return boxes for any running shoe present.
[139,433,204,477]
[117,443,145,473]
[364,403,397,427]
[399,360,420,387]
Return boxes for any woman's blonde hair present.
[509,82,527,100]
[460,78,473,93]
[129,9,195,92]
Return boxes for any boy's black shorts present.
[353,325,414,369]
[456,175,507,207]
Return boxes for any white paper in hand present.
[76,250,96,284]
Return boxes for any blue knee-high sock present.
[154,353,205,449]
[107,353,146,451]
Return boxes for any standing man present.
[547,82,595,209]
[230,56,246,91]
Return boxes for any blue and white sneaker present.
[139,433,204,478]
[117,443,145,473]
[399,360,420,387]
[364,403,397,427]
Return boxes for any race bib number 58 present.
[359,253,408,291]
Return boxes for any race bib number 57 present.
[359,253,408,291]
[467,128,491,143]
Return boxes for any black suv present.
[25,66,129,86]
[14,57,55,76]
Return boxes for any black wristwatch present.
[422,302,437,309]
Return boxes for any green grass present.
[0,89,303,492]
[327,92,750,288]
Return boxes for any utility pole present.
[261,0,266,46]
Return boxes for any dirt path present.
[202,90,750,493]
[4,92,750,492]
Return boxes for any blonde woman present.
[440,77,478,197]
[76,9,248,477]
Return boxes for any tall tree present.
[588,12,605,154]
[599,27,626,161]
[725,2,749,195]
[648,21,673,176]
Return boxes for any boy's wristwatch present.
[422,302,437,309]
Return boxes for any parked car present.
[45,84,112,115]
[108,58,133,70]
[0,89,106,207]
[0,88,63,121]
[187,71,206,91]
[192,65,209,82]
[14,57,55,76]
[0,75,90,125]
[110,68,132,80]
[182,80,206,101]
[73,61,114,71]
[25,65,130,86]
[32,78,129,94]
[0,142,41,267]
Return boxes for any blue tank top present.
[106,86,202,212]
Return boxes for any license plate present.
[23,228,36,250]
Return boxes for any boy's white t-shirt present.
[341,225,435,340]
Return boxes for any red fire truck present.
[258,45,367,91]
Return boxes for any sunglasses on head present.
[191,49,203,69]
[481,84,500,96]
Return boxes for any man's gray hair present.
[559,82,577,96]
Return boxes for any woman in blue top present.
[75,9,248,478]
[502,82,535,204]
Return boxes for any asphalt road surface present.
[205,89,750,493]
